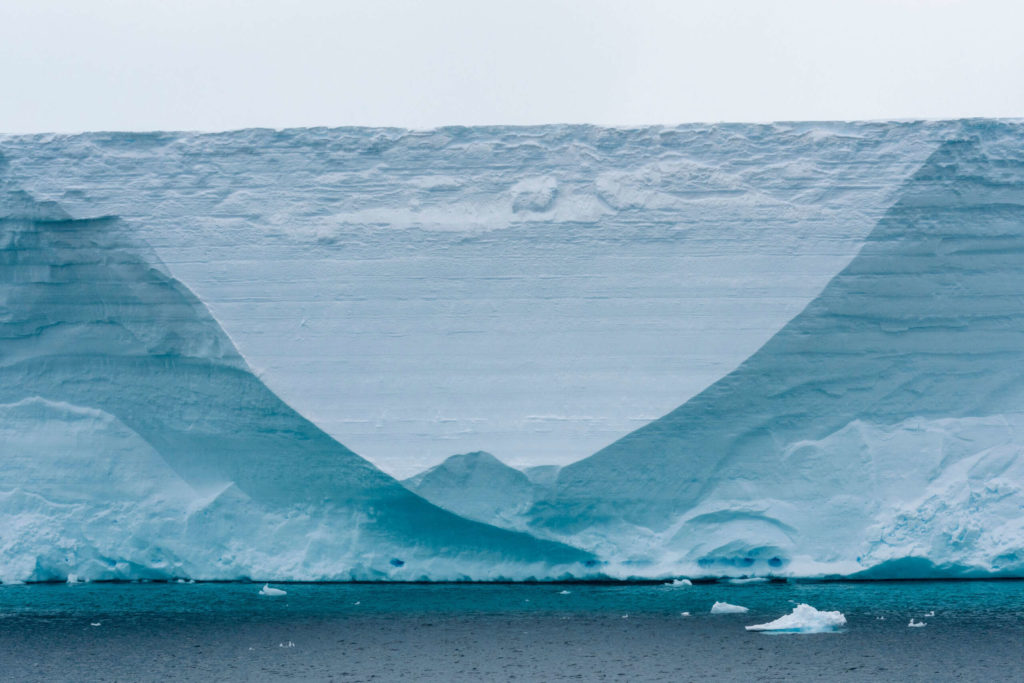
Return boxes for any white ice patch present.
[259,584,287,597]
[710,601,749,614]
[745,604,846,633]
[669,578,692,587]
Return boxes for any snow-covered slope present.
[0,185,594,583]
[0,123,945,476]
[531,122,1024,578]
[403,452,549,529]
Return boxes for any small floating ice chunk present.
[669,579,692,587]
[711,601,749,614]
[745,604,846,633]
[727,577,768,585]
[278,641,295,648]
[908,619,927,628]
[259,584,287,597]
[558,590,571,595]
[680,612,691,617]
[66,574,79,585]
[90,622,101,627]
[923,610,935,617]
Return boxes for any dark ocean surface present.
[2,580,1022,681]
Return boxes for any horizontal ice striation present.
[530,121,1024,578]
[0,123,946,476]
[0,186,594,583]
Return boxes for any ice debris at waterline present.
[908,619,928,628]
[259,584,287,597]
[529,123,1024,579]
[745,604,846,633]
[669,579,693,587]
[710,602,749,614]
[0,184,594,584]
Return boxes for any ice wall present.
[532,122,1024,578]
[0,123,945,475]
[0,183,593,583]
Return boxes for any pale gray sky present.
[1,0,1021,133]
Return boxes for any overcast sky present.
[1,0,1022,133]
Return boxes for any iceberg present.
[745,604,846,633]
[0,184,594,583]
[710,601,748,614]
[259,584,287,597]
[532,122,1024,578]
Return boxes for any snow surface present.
[745,604,846,633]
[710,601,749,614]
[0,185,593,583]
[529,122,1024,579]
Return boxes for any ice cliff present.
[530,122,1024,578]
[3,120,1024,581]
[0,122,943,476]
[0,182,593,583]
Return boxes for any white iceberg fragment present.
[680,611,691,616]
[908,619,927,628]
[669,579,692,587]
[727,577,768,585]
[923,610,935,617]
[745,603,846,633]
[259,583,287,597]
[710,601,749,614]
[558,590,571,595]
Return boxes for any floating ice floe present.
[745,604,846,633]
[259,584,287,597]
[559,590,571,595]
[680,612,691,617]
[710,601,749,614]
[908,619,927,628]
[66,574,79,585]
[923,610,935,617]
[90,622,101,627]
[669,579,692,587]
[726,577,768,585]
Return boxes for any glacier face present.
[0,186,593,583]
[3,120,1024,582]
[530,122,1024,578]
[0,123,945,476]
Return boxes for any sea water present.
[2,580,1022,681]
